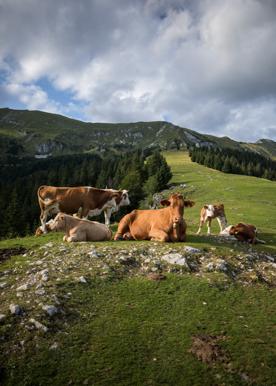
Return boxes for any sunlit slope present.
[164,151,276,249]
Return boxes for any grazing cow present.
[49,213,112,242]
[114,193,195,242]
[222,223,265,244]
[37,185,130,232]
[196,204,227,235]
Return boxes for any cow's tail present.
[114,212,133,240]
[37,186,56,207]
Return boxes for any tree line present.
[189,146,276,181]
[0,150,172,239]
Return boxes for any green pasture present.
[0,151,276,386]
[163,151,276,253]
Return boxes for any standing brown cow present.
[114,193,195,242]
[37,185,122,233]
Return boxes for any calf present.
[226,223,265,244]
[49,213,112,242]
[114,193,195,242]
[196,204,227,235]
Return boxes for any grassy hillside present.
[1,107,276,158]
[163,152,276,253]
[0,152,276,386]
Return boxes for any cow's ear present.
[220,204,224,209]
[184,200,195,207]
[204,205,208,209]
[59,214,65,220]
[160,199,170,207]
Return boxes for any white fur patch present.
[88,198,117,218]
[206,205,215,218]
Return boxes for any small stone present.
[0,282,7,289]
[29,318,48,332]
[42,305,58,317]
[17,283,30,291]
[161,253,190,268]
[206,262,214,272]
[78,276,87,283]
[35,288,46,296]
[50,342,59,350]
[216,260,228,272]
[184,246,201,254]
[0,314,6,322]
[9,304,23,315]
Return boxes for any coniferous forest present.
[189,146,276,181]
[0,151,172,239]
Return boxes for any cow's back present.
[128,208,172,240]
[38,186,88,214]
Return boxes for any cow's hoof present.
[114,234,123,241]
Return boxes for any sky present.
[0,0,276,142]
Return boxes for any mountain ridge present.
[0,107,275,159]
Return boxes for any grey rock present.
[29,318,48,332]
[184,246,201,254]
[161,253,189,268]
[206,262,215,272]
[17,283,30,291]
[42,305,58,317]
[78,276,87,283]
[0,282,7,289]
[9,304,23,315]
[35,288,46,296]
[0,314,6,322]
[216,260,228,272]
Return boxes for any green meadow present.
[0,151,276,386]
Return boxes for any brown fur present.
[37,185,121,231]
[114,194,195,242]
[229,223,259,244]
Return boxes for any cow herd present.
[35,185,264,244]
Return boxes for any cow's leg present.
[149,229,169,242]
[40,209,49,233]
[207,218,212,235]
[217,216,227,233]
[114,214,132,240]
[80,206,90,219]
[196,218,204,235]
[63,235,68,242]
[104,208,112,226]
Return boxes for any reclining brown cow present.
[227,223,265,244]
[114,193,195,242]
[49,213,112,242]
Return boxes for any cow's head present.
[35,219,55,236]
[161,194,195,228]
[228,223,256,243]
[119,190,130,207]
[49,213,66,232]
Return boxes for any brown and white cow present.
[49,213,112,242]
[196,204,227,235]
[37,185,130,232]
[222,223,265,244]
[114,193,195,242]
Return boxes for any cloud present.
[0,0,276,141]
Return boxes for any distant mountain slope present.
[0,107,275,158]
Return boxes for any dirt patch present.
[189,335,228,365]
[0,247,28,263]
[147,273,167,281]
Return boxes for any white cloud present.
[0,0,276,141]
